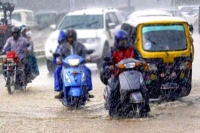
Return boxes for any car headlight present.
[67,59,80,66]
[147,63,157,71]
[180,61,192,70]
[86,38,100,44]
[81,72,85,82]
[65,74,71,83]
[179,62,188,70]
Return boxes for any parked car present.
[44,8,124,72]
[51,11,68,27]
[11,9,37,28]
[126,9,173,20]
[0,16,26,27]
[183,7,199,25]
[158,7,187,20]
[177,5,199,16]
[35,11,58,30]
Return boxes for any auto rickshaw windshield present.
[142,24,187,51]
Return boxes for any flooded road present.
[0,32,200,133]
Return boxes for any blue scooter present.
[56,54,92,108]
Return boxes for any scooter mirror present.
[53,53,60,57]
[189,24,193,34]
[104,57,111,62]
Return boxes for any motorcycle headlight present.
[6,58,14,63]
[86,38,100,44]
[147,63,157,71]
[65,74,71,83]
[67,59,80,66]
[81,72,85,82]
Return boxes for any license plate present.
[72,70,82,74]
[160,83,179,90]
[4,63,16,66]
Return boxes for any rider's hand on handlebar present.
[57,60,62,65]
[85,56,91,63]
[109,65,115,70]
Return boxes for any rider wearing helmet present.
[20,25,39,80]
[20,25,28,38]
[2,26,32,83]
[53,30,66,93]
[53,30,66,65]
[100,29,150,116]
[54,28,94,99]
[100,30,140,79]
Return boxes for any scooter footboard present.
[129,92,144,103]
[68,87,82,97]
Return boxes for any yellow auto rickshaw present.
[121,16,194,100]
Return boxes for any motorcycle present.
[53,53,92,108]
[103,58,150,118]
[1,51,26,94]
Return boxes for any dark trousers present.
[27,54,40,78]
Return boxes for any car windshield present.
[142,24,187,51]
[58,15,104,30]
[187,9,199,15]
[36,13,56,24]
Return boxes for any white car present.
[126,9,173,20]
[11,9,37,28]
[11,19,26,27]
[183,8,199,25]
[177,5,199,16]
[0,16,26,27]
[45,8,124,72]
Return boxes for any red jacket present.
[103,46,140,76]
[112,46,135,64]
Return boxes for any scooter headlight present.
[65,74,71,83]
[68,59,80,66]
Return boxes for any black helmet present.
[11,26,20,39]
[66,28,77,41]
[11,26,20,33]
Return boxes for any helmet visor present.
[118,38,127,45]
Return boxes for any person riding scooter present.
[54,28,94,99]
[100,29,150,116]
[53,30,66,94]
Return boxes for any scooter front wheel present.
[134,103,148,118]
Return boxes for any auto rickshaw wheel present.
[180,69,192,97]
